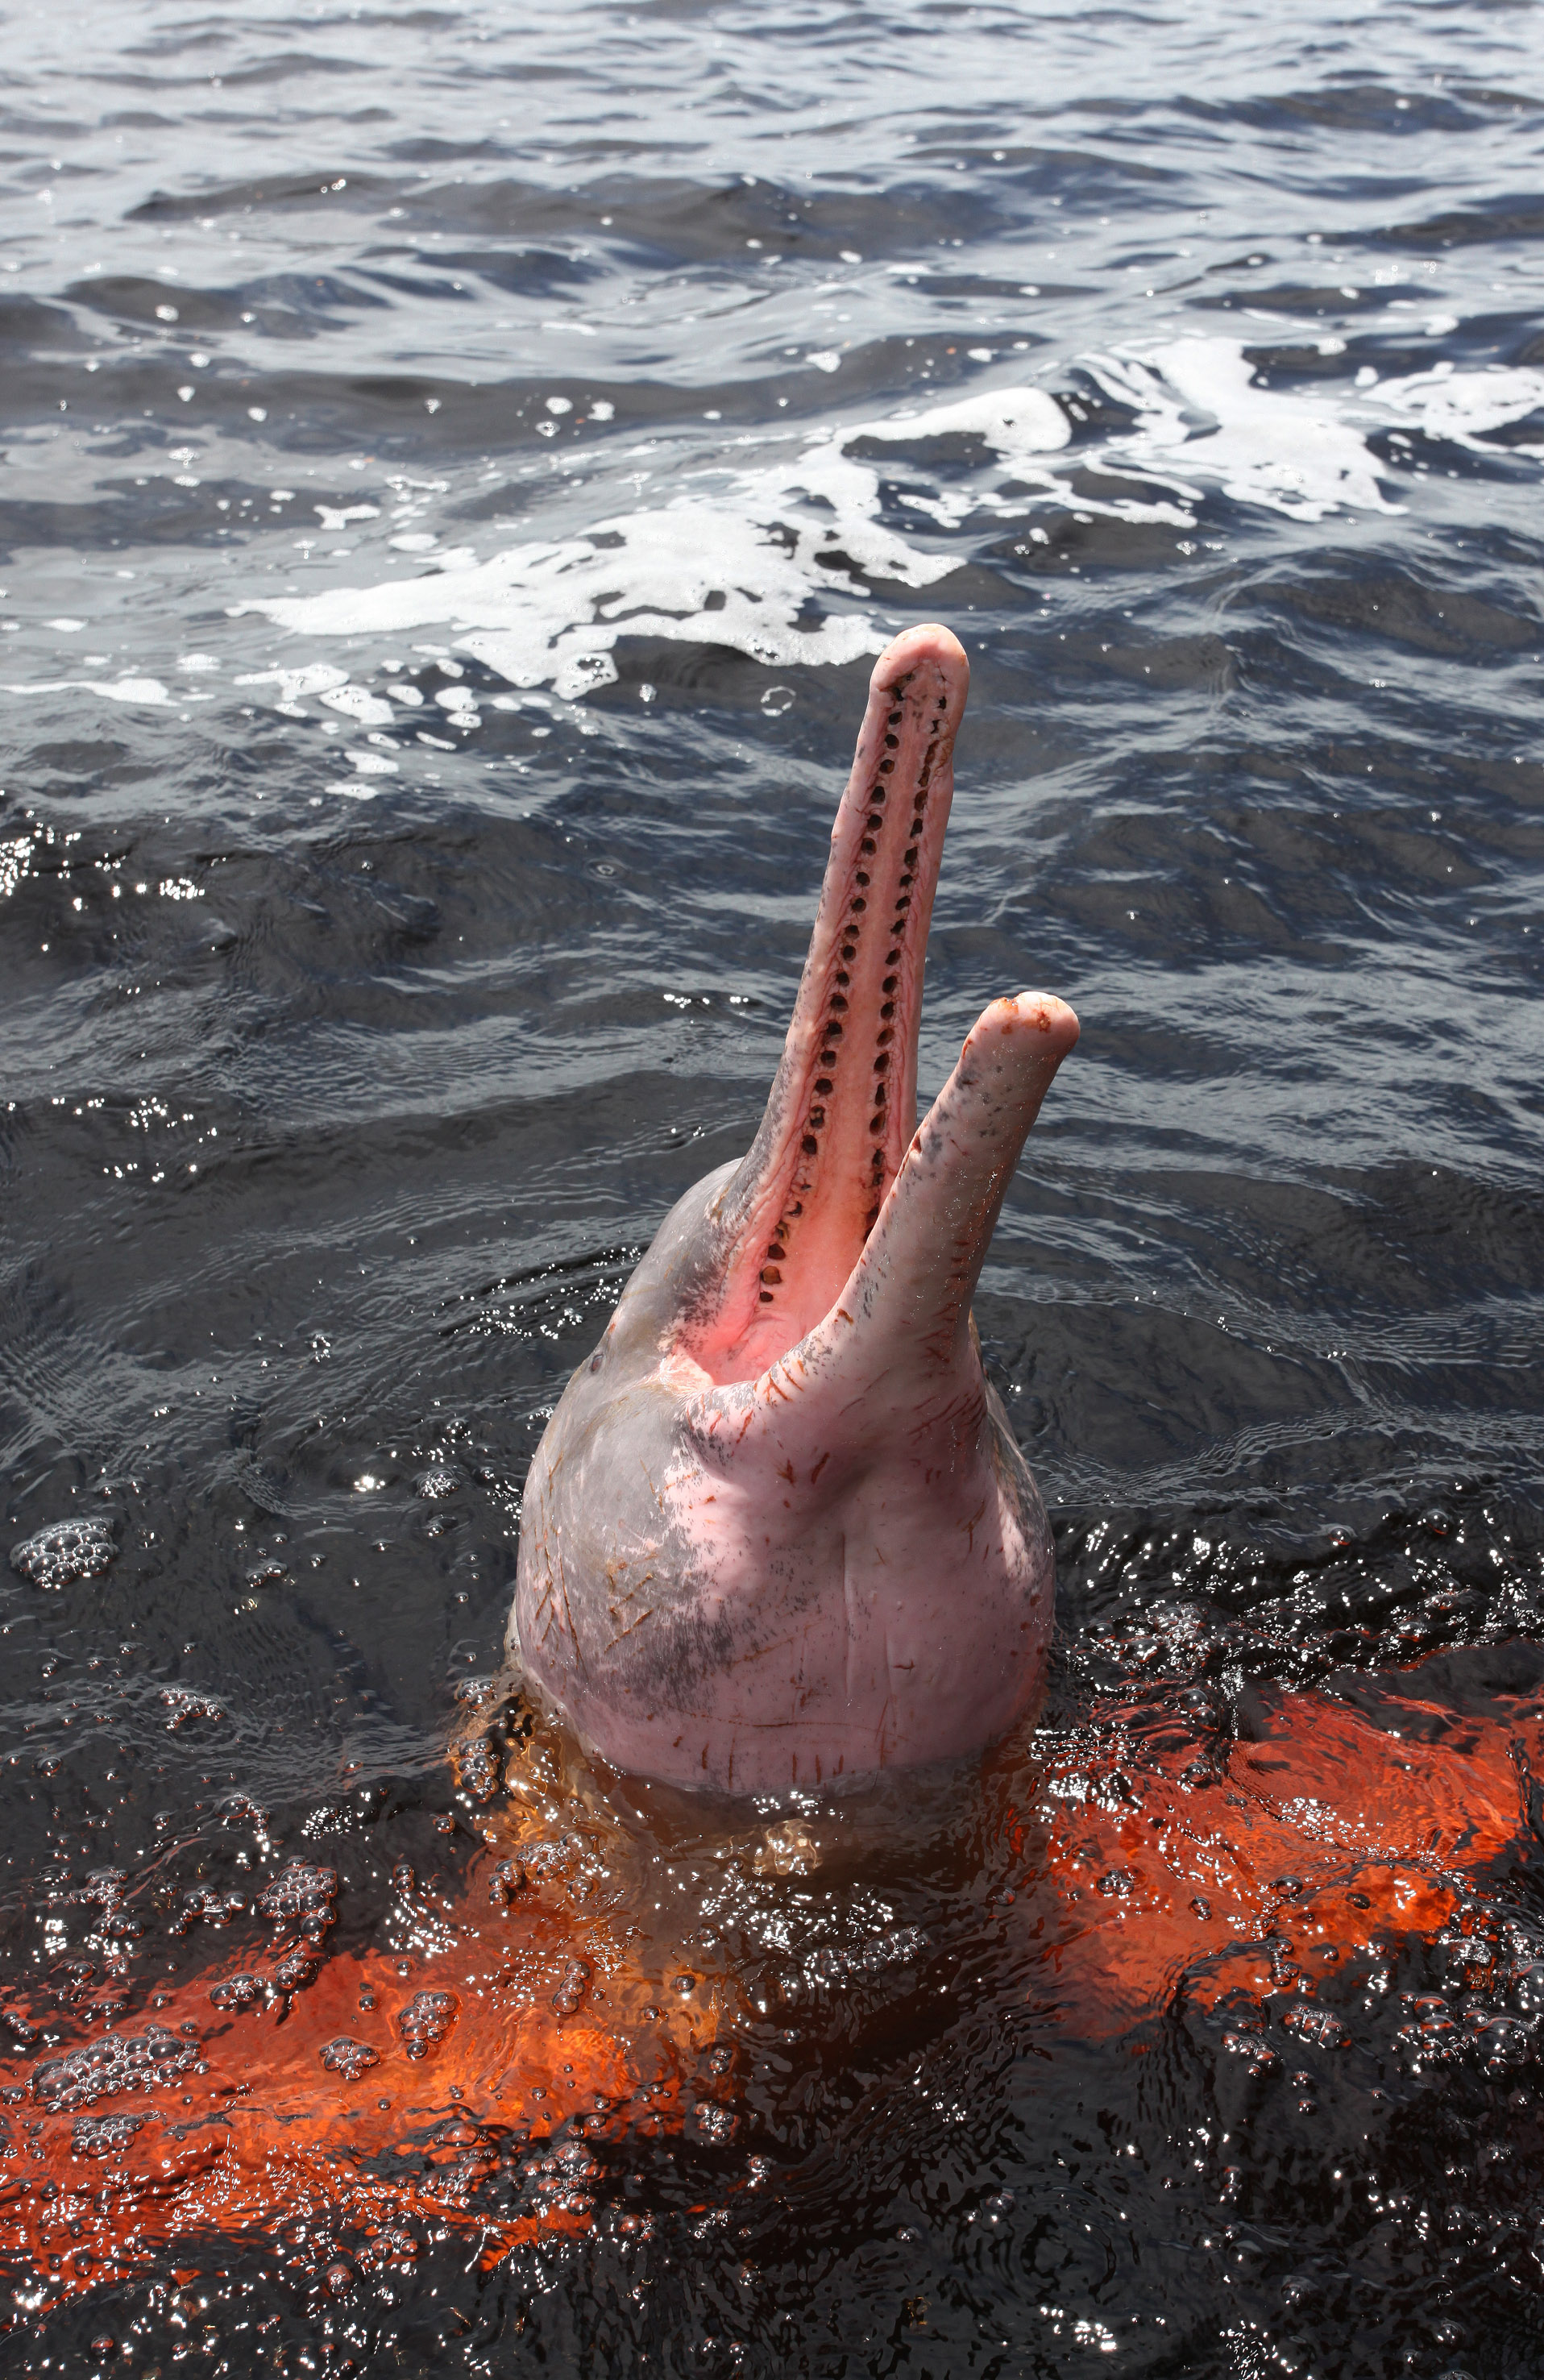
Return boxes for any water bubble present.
[77,1867,128,1909]
[34,2025,196,2112]
[454,1735,501,1803]
[398,1990,458,2059]
[415,1464,463,1498]
[553,1958,591,2017]
[490,1859,527,1906]
[318,2036,380,2081]
[256,1859,338,1932]
[760,684,795,717]
[753,1818,819,1875]
[1280,2002,1347,2050]
[174,1886,245,1933]
[71,2112,144,2157]
[10,1516,117,1588]
[208,1974,264,2012]
[274,1951,318,1996]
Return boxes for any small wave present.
[228,342,1544,698]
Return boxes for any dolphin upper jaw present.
[511,625,1077,1795]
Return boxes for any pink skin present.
[511,625,1079,1794]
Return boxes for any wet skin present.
[512,625,1081,1793]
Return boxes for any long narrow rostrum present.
[695,632,966,1382]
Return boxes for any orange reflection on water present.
[2,1650,1541,2311]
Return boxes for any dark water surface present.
[3,0,1543,2371]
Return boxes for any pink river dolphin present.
[511,625,1079,1793]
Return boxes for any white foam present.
[224,341,1544,696]
[318,683,394,725]
[1085,339,1399,521]
[1087,338,1544,520]
[315,503,380,530]
[0,675,173,704]
[235,662,350,708]
[1362,361,1544,455]
[850,383,1070,474]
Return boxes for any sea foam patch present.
[222,341,1544,698]
[0,676,176,706]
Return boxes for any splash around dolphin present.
[512,625,1078,1793]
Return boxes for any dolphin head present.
[513,624,1078,1794]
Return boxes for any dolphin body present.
[511,625,1079,1793]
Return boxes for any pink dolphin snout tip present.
[986,991,1081,1056]
[868,620,969,700]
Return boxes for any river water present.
[2,1,1542,2373]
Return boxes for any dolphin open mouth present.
[514,618,1079,1790]
[685,623,1075,1389]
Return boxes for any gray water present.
[2,1,1543,2373]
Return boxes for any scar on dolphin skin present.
[510,623,1082,1796]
